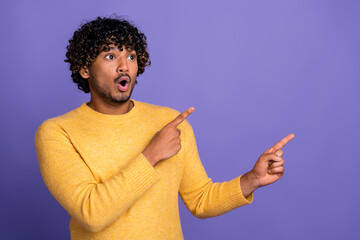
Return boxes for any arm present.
[136,107,250,218]
[35,120,160,232]
[179,121,253,219]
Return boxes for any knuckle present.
[276,149,284,156]
[272,153,282,161]
[176,131,181,138]
[170,130,177,137]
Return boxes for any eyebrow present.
[100,46,119,52]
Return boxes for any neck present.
[87,99,134,115]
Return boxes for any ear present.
[79,66,90,79]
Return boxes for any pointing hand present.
[143,107,195,166]
[251,133,295,187]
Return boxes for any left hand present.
[251,133,295,187]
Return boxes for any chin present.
[110,94,131,104]
[111,83,135,104]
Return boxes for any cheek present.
[131,63,138,76]
[134,63,139,73]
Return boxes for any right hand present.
[142,107,195,166]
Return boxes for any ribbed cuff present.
[123,153,160,198]
[222,176,253,211]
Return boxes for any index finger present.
[270,133,295,151]
[169,107,195,127]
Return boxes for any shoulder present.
[35,105,83,141]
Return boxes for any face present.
[81,44,138,105]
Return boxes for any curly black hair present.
[65,16,151,93]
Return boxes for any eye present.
[105,54,114,60]
[127,54,136,60]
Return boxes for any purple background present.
[1,0,359,239]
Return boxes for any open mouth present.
[117,77,130,92]
[119,80,127,87]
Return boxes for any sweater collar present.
[78,99,141,123]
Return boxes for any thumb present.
[260,153,281,163]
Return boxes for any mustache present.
[114,73,131,83]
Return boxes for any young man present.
[35,16,294,239]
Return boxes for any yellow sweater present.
[35,100,253,239]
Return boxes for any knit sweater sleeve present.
[179,120,253,219]
[35,119,160,232]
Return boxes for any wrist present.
[247,171,263,189]
[142,148,158,167]
[240,171,261,197]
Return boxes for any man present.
[35,16,294,239]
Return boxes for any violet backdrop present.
[1,0,359,239]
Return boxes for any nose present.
[117,57,129,72]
